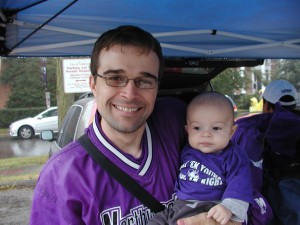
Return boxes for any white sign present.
[45,91,51,108]
[63,58,91,93]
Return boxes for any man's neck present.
[101,122,145,159]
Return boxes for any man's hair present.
[90,25,164,80]
[263,95,296,111]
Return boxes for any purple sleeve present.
[246,189,274,225]
[222,144,254,203]
[30,144,85,225]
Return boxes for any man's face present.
[90,44,159,134]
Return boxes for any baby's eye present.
[212,127,222,131]
[193,126,200,131]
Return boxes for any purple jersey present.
[30,97,187,225]
[175,142,253,203]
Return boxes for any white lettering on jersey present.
[99,194,176,225]
[254,197,267,215]
[179,161,223,186]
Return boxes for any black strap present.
[78,134,165,213]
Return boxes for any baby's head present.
[186,91,236,153]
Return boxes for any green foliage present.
[272,59,300,90]
[235,94,261,110]
[0,58,57,108]
[0,107,45,128]
[210,68,245,95]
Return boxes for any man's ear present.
[266,102,272,111]
[89,75,97,95]
[230,124,237,137]
[263,101,273,113]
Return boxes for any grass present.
[0,156,48,189]
[0,128,8,135]
[0,155,48,169]
[0,174,40,184]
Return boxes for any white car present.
[41,98,96,157]
[9,106,58,139]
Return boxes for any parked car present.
[9,106,58,139]
[77,92,94,100]
[225,95,238,115]
[41,98,96,157]
[297,93,300,110]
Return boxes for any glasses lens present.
[134,77,157,89]
[106,75,127,87]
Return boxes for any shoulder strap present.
[78,134,165,213]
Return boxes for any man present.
[30,25,240,225]
[232,79,300,225]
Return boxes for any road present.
[0,187,34,225]
[0,135,52,159]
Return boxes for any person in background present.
[148,92,253,225]
[256,88,265,112]
[232,79,300,225]
[249,97,259,113]
[30,25,241,225]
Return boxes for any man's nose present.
[120,80,139,97]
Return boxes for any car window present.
[57,105,82,148]
[41,109,58,118]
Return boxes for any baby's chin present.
[192,145,220,154]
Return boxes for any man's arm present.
[177,212,242,225]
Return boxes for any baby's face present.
[186,103,235,153]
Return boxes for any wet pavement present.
[0,135,52,159]
[0,133,50,224]
[0,187,33,225]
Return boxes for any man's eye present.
[136,78,154,85]
[108,75,124,82]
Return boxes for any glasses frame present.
[96,73,158,89]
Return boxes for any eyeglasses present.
[96,73,158,89]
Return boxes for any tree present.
[0,57,57,108]
[272,59,300,91]
[211,68,246,96]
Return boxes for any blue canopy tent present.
[1,0,300,59]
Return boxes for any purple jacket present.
[265,103,300,157]
[30,97,187,225]
[232,103,300,224]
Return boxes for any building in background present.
[240,59,273,96]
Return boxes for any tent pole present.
[7,0,78,55]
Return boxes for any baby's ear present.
[230,125,237,137]
[185,124,188,133]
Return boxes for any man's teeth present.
[115,105,138,112]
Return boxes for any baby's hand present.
[207,204,232,225]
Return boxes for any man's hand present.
[177,212,242,225]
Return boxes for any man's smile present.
[113,104,140,112]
